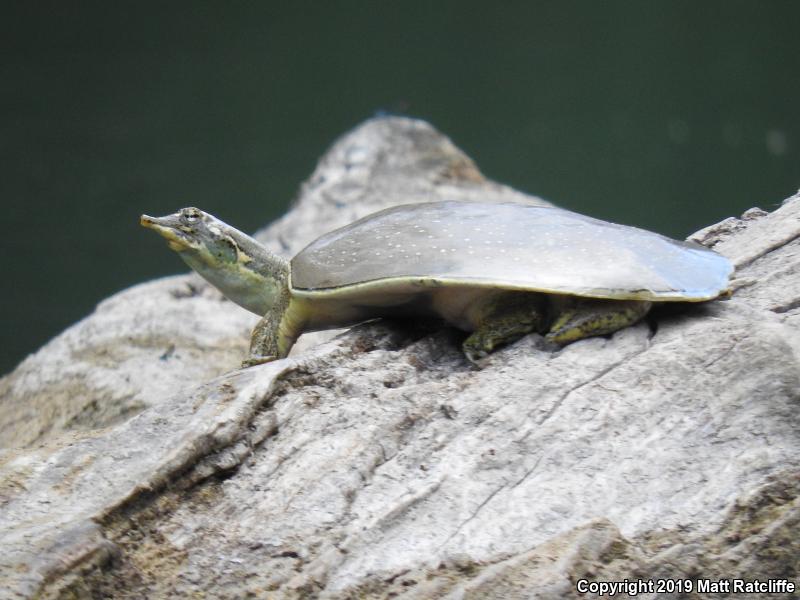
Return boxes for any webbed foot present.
[461,292,546,364]
[545,299,652,344]
[241,355,277,368]
[462,335,492,365]
[245,294,298,368]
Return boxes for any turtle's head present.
[140,207,289,315]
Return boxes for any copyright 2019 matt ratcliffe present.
[576,577,796,596]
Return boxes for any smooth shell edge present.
[290,201,734,301]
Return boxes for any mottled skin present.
[140,208,294,365]
[140,207,710,365]
[460,292,650,361]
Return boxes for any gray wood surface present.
[1,117,797,599]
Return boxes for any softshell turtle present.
[141,201,733,364]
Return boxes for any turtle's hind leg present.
[545,297,652,345]
[462,292,547,363]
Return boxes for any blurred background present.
[1,2,798,375]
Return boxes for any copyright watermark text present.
[576,577,796,596]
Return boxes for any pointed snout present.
[140,212,190,250]
[140,213,177,230]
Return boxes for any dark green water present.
[1,2,798,375]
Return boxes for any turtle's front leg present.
[462,292,547,363]
[545,297,652,344]
[242,295,298,368]
[243,313,281,367]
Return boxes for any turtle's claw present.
[241,355,277,368]
[462,340,489,367]
[465,352,487,367]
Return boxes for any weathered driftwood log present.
[0,117,798,599]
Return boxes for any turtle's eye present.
[181,208,202,223]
